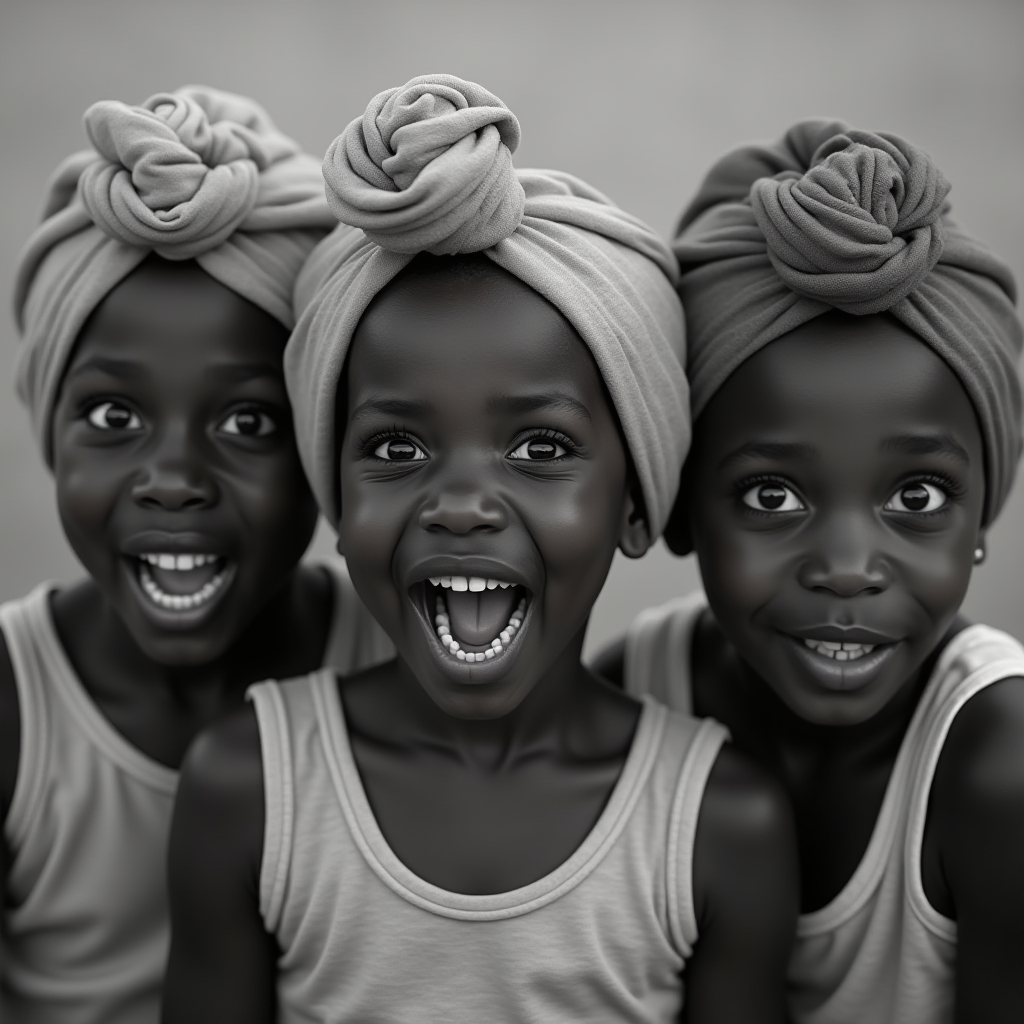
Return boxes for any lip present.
[781,631,902,692]
[121,554,238,632]
[786,624,902,645]
[401,555,536,593]
[122,531,232,559]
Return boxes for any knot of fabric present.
[322,74,525,255]
[78,90,301,258]
[750,130,951,314]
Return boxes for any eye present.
[508,438,567,461]
[87,401,142,431]
[741,481,804,513]
[885,482,948,514]
[373,438,427,462]
[220,409,277,437]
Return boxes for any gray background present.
[1,0,1021,655]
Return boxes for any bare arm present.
[162,705,277,1024]
[929,676,1024,1023]
[682,745,798,1024]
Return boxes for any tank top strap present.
[0,584,56,850]
[319,560,395,675]
[904,624,1024,940]
[624,592,707,714]
[663,711,730,956]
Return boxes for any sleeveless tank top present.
[622,592,1024,1024]
[0,563,393,1024]
[248,671,728,1023]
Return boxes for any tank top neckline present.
[24,583,179,793]
[644,593,988,938]
[312,669,667,919]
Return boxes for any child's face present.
[688,313,986,726]
[50,260,319,666]
[338,265,640,720]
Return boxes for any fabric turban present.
[13,85,337,464]
[674,118,1023,524]
[286,74,686,537]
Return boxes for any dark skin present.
[595,312,1024,1022]
[0,258,334,924]
[163,258,797,1024]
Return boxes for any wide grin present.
[425,576,529,662]
[803,638,876,662]
[136,552,229,611]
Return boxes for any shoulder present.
[171,703,266,880]
[589,635,625,687]
[0,620,19,822]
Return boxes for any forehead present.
[67,260,287,373]
[696,313,983,458]
[347,265,610,413]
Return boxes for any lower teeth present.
[139,562,226,611]
[434,593,526,662]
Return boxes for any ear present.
[618,480,652,559]
[334,528,345,559]
[661,463,694,557]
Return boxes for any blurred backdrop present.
[2,0,1022,655]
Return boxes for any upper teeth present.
[804,639,877,661]
[140,553,217,572]
[428,576,512,592]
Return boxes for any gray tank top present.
[0,564,392,1024]
[248,670,728,1023]
[623,592,1024,1024]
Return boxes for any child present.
[595,121,1024,1023]
[162,75,797,1024]
[2,87,391,1022]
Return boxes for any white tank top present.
[0,564,393,1024]
[622,592,1024,1024]
[248,670,728,1023]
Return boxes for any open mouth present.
[802,638,876,662]
[424,575,529,663]
[135,552,230,612]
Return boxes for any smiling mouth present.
[802,638,877,662]
[135,552,230,612]
[425,576,529,663]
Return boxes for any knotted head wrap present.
[14,85,337,464]
[286,74,686,539]
[674,119,1023,524]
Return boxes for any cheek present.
[695,510,788,612]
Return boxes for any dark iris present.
[527,441,558,460]
[758,484,787,510]
[899,485,930,511]
[103,405,132,429]
[387,441,418,460]
[234,410,262,435]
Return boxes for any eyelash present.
[887,472,965,517]
[358,427,581,463]
[733,474,803,517]
[360,426,422,462]
[507,428,579,463]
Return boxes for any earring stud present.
[974,547,986,565]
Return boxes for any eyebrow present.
[880,434,971,463]
[486,392,592,421]
[64,357,143,381]
[349,396,432,421]
[205,362,283,383]
[718,440,818,470]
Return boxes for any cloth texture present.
[674,120,1023,523]
[0,565,391,1024]
[247,671,727,1022]
[623,594,1024,1024]
[13,85,337,464]
[286,74,686,537]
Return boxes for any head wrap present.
[13,85,337,464]
[286,74,686,540]
[674,118,1023,524]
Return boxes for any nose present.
[418,469,508,536]
[131,427,218,512]
[797,512,891,597]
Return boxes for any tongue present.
[147,560,222,595]
[445,587,518,646]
